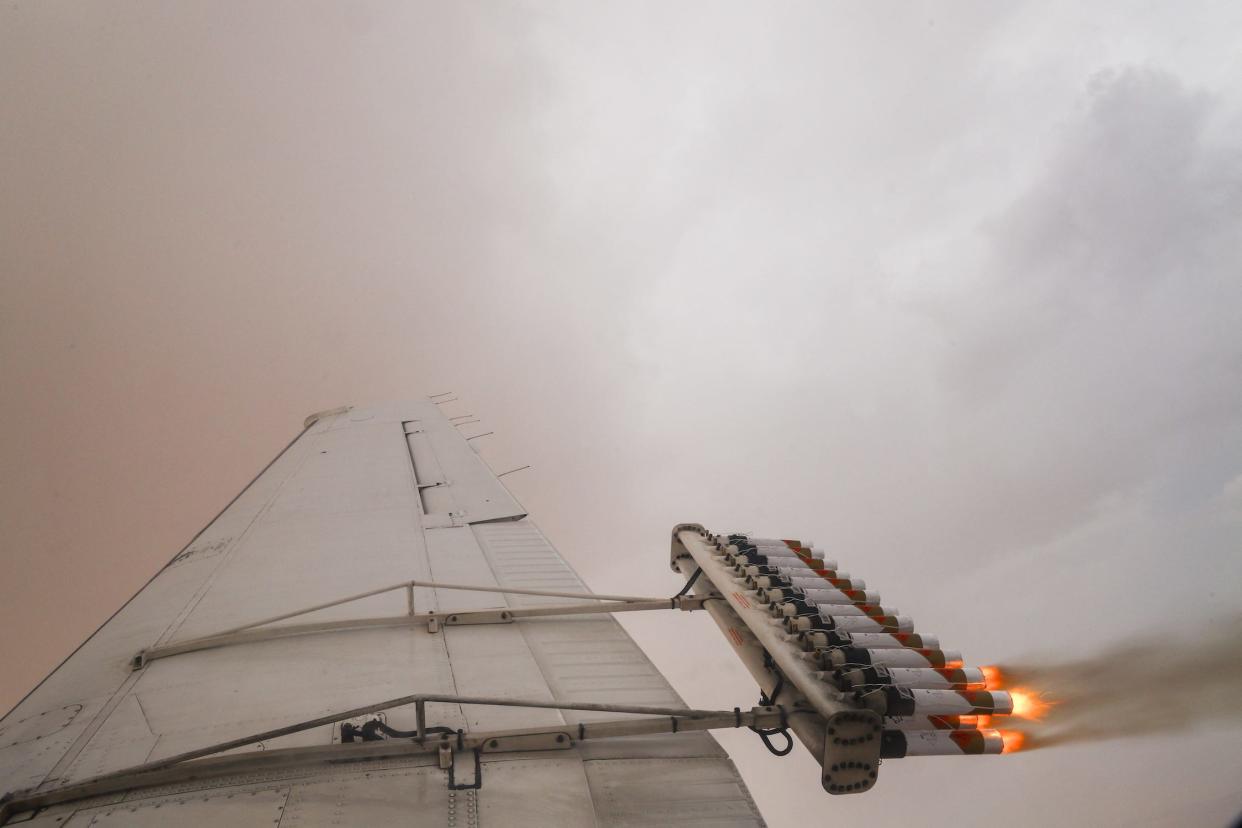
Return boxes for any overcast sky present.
[3,2,1241,825]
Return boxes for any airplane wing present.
[0,401,764,826]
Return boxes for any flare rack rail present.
[669,523,1011,792]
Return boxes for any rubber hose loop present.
[758,728,794,757]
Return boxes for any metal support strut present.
[0,695,787,821]
[133,579,707,668]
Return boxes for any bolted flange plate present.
[822,709,883,794]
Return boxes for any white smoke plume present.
[995,617,1242,749]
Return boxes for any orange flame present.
[999,730,1027,754]
[1009,688,1052,720]
[981,666,1053,720]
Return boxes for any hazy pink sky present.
[4,3,1241,825]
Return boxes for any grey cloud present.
[610,66,1242,575]
[4,4,1242,826]
[927,67,1242,549]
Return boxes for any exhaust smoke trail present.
[987,617,1242,750]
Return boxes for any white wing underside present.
[0,401,763,826]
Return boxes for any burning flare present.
[1008,688,1052,721]
[999,730,1026,754]
[980,666,1053,722]
[978,617,1242,752]
[971,667,1052,753]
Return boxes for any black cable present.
[756,728,794,756]
[758,650,786,706]
[671,568,702,600]
[375,721,455,740]
[343,719,455,742]
[759,674,785,707]
[748,693,794,757]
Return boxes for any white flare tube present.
[775,601,898,618]
[880,729,1003,757]
[745,568,863,589]
[825,647,962,669]
[881,667,984,690]
[800,632,939,652]
[862,688,1012,716]
[884,715,982,731]
[738,559,814,575]
[759,587,879,605]
[726,545,838,569]
[716,536,808,548]
[725,544,806,558]
[778,603,899,619]
[838,666,979,690]
[786,614,914,634]
[748,572,856,588]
